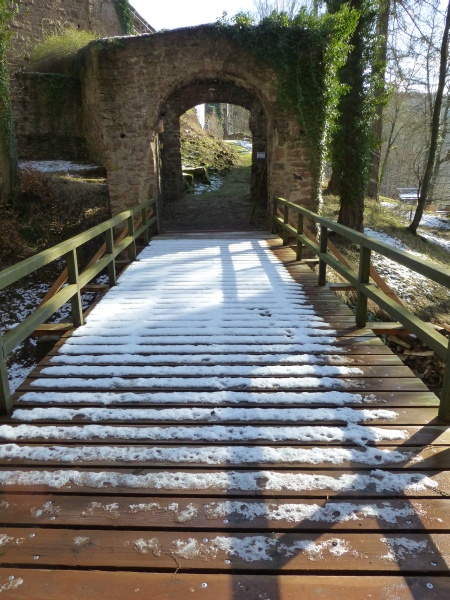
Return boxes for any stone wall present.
[10,0,124,67]
[14,73,87,161]
[80,26,314,215]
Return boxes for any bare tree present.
[408,0,450,233]
[253,1,322,19]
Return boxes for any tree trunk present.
[337,195,364,232]
[0,32,19,206]
[408,0,450,234]
[325,166,340,195]
[367,0,389,200]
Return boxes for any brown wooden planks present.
[0,571,448,600]
[1,233,448,596]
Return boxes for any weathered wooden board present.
[0,571,448,600]
[1,495,448,531]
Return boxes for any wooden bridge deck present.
[0,233,449,599]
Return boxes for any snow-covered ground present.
[365,203,450,302]
[19,160,100,174]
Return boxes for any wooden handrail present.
[37,209,153,308]
[0,199,157,414]
[273,196,450,422]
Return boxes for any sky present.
[129,0,257,31]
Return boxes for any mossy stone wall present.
[14,72,87,160]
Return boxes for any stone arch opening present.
[80,27,313,216]
[158,77,269,231]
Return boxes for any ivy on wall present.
[113,0,134,35]
[0,0,19,204]
[216,8,358,201]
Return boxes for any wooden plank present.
[0,467,448,497]
[0,444,447,468]
[0,571,448,600]
[1,425,449,446]
[11,391,439,409]
[2,406,440,425]
[37,352,406,367]
[0,529,448,572]
[29,365,416,379]
[1,495,448,531]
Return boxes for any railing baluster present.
[318,225,328,286]
[356,245,371,327]
[0,331,12,414]
[128,215,137,261]
[282,205,289,246]
[271,199,278,234]
[439,349,450,422]
[105,227,117,287]
[296,213,304,261]
[141,207,150,246]
[66,248,84,328]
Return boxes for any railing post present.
[355,245,371,327]
[0,331,12,415]
[105,227,117,287]
[438,348,450,422]
[66,248,84,328]
[128,215,137,261]
[141,206,150,246]
[271,199,278,234]
[282,205,289,246]
[296,213,304,261]
[318,225,328,286]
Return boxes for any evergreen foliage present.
[216,7,358,203]
[326,0,384,231]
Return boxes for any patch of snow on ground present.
[364,228,439,302]
[11,406,398,423]
[0,423,407,444]
[19,160,100,173]
[204,500,415,524]
[0,443,410,466]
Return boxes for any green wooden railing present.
[273,196,450,422]
[0,199,157,414]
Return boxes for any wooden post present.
[296,213,304,261]
[438,347,450,423]
[66,249,84,328]
[128,215,137,261]
[141,207,150,246]
[0,332,12,415]
[271,199,278,234]
[105,227,117,287]
[282,205,289,246]
[318,225,328,286]
[356,245,371,327]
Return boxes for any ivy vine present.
[0,0,19,203]
[216,8,358,201]
[113,0,134,35]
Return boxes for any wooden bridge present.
[0,200,449,598]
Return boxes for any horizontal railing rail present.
[272,196,450,422]
[0,198,157,414]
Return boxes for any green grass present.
[28,27,99,69]
[196,147,252,201]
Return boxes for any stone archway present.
[159,78,267,209]
[81,25,313,217]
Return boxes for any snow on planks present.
[1,234,449,599]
